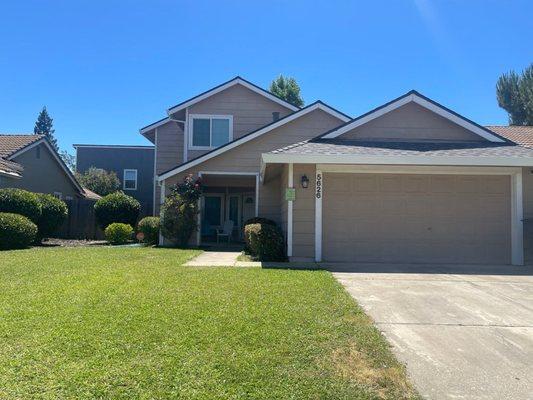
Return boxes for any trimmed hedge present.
[244,222,285,262]
[104,223,133,245]
[0,188,42,223]
[137,216,160,245]
[0,213,38,250]
[36,193,68,240]
[94,191,140,229]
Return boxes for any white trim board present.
[321,92,505,143]
[139,117,171,135]
[73,145,154,150]
[287,163,294,258]
[8,138,84,194]
[167,77,299,116]
[158,102,351,182]
[261,153,533,168]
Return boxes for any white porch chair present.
[216,220,234,244]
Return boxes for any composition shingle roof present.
[0,158,23,175]
[485,126,533,148]
[269,139,533,159]
[0,134,44,158]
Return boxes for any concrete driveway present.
[332,264,533,399]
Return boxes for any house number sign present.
[315,172,322,199]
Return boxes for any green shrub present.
[137,216,160,245]
[36,193,68,241]
[161,194,198,247]
[104,223,133,245]
[0,188,42,223]
[76,167,121,196]
[244,222,285,262]
[0,213,38,250]
[94,191,140,229]
[243,217,277,227]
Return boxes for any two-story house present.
[140,76,533,266]
[74,144,155,216]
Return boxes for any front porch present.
[196,172,259,246]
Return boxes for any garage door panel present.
[323,173,511,264]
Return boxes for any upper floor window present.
[123,169,137,190]
[189,114,233,150]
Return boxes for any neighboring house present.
[0,134,85,200]
[141,76,533,266]
[74,144,155,216]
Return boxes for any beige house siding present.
[154,120,184,214]
[3,143,79,197]
[162,109,344,226]
[522,167,533,262]
[337,102,487,142]
[291,164,316,260]
[185,83,294,160]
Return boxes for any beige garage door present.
[323,173,511,264]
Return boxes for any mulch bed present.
[41,238,108,247]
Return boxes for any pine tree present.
[34,106,58,150]
[270,75,304,108]
[496,63,533,125]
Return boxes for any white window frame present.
[53,192,63,200]
[188,114,233,150]
[123,169,138,191]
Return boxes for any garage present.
[322,173,512,264]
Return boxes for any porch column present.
[314,169,323,262]
[511,169,524,265]
[158,180,166,245]
[287,163,293,258]
[255,173,259,217]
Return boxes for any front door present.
[202,194,224,237]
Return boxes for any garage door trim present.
[314,165,524,265]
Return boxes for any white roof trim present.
[73,144,154,150]
[8,138,84,194]
[166,78,300,116]
[261,152,533,169]
[321,93,505,143]
[0,168,22,179]
[139,117,171,134]
[158,102,350,182]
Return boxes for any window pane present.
[124,179,136,189]
[211,118,230,147]
[192,119,210,147]
[125,170,136,180]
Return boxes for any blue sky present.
[0,1,531,154]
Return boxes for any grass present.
[0,247,418,399]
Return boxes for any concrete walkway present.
[184,250,242,266]
[334,264,533,400]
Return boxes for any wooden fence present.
[56,198,103,240]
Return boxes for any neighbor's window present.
[53,192,62,200]
[123,169,137,190]
[189,115,232,149]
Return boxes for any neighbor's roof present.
[82,187,102,200]
[485,126,533,148]
[0,134,44,158]
[0,158,23,177]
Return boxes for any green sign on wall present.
[285,188,296,201]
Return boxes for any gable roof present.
[158,101,351,181]
[318,90,507,143]
[485,126,533,148]
[0,134,45,158]
[166,76,300,116]
[1,134,84,194]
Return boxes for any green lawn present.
[0,247,418,399]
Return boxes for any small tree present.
[496,63,533,125]
[59,150,76,171]
[34,106,58,151]
[76,167,120,196]
[161,175,202,247]
[270,75,304,107]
